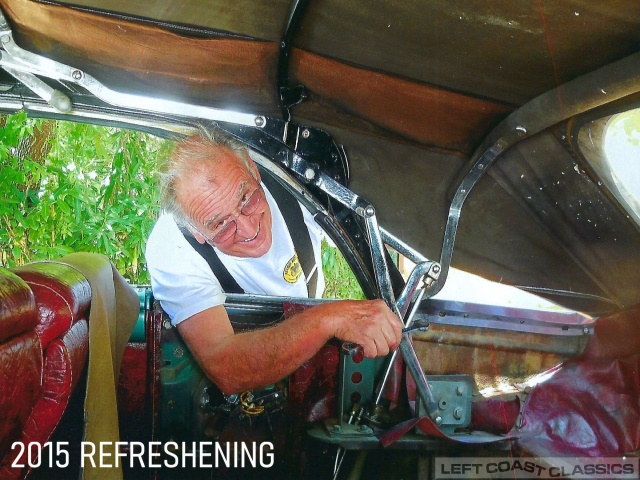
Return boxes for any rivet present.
[173,347,184,358]
[304,168,315,180]
[434,416,443,426]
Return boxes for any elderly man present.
[146,133,402,394]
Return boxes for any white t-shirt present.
[146,184,325,325]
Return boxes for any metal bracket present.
[337,343,377,422]
[415,375,473,435]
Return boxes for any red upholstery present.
[12,262,91,349]
[0,331,42,459]
[0,269,37,345]
[0,263,91,479]
[517,307,640,457]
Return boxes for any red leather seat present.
[0,263,91,479]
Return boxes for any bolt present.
[254,116,265,127]
[173,347,184,358]
[456,385,465,396]
[434,416,443,426]
[516,126,527,137]
[453,408,463,420]
[1,35,10,45]
[478,164,484,170]
[301,129,310,138]
[583,327,590,335]
[432,265,441,274]
[304,168,315,180]
[71,70,83,81]
[364,205,375,217]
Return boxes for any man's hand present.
[317,299,403,358]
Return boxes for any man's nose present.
[234,212,260,237]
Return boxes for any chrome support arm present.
[0,8,265,127]
[285,154,442,419]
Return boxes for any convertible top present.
[2,0,640,313]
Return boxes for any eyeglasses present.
[191,186,264,245]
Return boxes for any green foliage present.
[612,108,640,147]
[0,112,172,283]
[321,239,365,300]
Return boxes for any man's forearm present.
[197,306,335,394]
[179,299,401,395]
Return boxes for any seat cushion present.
[0,320,89,480]
[0,269,37,344]
[0,331,42,459]
[13,263,91,349]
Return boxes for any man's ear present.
[187,225,207,245]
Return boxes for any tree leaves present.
[1,112,171,283]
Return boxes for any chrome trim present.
[381,227,427,264]
[0,10,265,127]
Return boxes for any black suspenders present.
[180,172,318,297]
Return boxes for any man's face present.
[177,147,273,258]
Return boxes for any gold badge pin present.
[283,253,302,283]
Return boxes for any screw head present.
[1,35,10,45]
[453,408,463,420]
[583,327,590,335]
[301,129,310,138]
[71,70,83,80]
[434,416,443,426]
[456,385,464,396]
[173,347,184,358]
[254,116,265,127]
